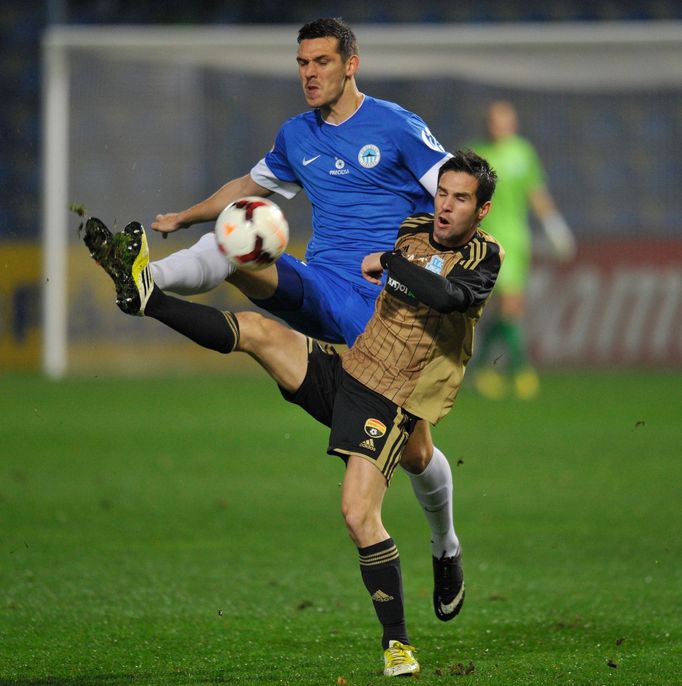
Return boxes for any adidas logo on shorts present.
[359,438,376,451]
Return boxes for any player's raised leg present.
[149,172,273,296]
[149,227,285,301]
[82,217,309,393]
[149,230,285,302]
[401,422,465,622]
[150,232,237,295]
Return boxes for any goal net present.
[42,22,682,376]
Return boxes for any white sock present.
[406,446,460,559]
[150,232,235,295]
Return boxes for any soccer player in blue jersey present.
[151,18,463,622]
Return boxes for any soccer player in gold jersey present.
[82,149,502,677]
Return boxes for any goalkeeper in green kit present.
[468,100,576,399]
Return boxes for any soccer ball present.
[214,196,289,271]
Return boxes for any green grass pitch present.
[1,371,680,685]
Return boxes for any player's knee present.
[227,266,279,300]
[195,251,230,290]
[400,438,432,474]
[234,311,273,353]
[341,501,374,546]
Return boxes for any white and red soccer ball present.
[214,196,289,271]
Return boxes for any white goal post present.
[42,22,682,377]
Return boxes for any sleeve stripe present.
[250,158,302,199]
[418,154,453,196]
[462,238,487,270]
[398,213,433,237]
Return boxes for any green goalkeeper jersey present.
[468,134,545,253]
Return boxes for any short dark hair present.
[438,149,497,207]
[297,18,358,62]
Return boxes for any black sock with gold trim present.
[358,537,409,649]
[145,286,239,353]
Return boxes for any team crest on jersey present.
[358,144,381,168]
[426,255,445,274]
[421,127,445,152]
[364,418,387,438]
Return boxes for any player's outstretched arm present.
[529,186,576,260]
[151,174,272,236]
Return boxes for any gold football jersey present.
[343,214,503,424]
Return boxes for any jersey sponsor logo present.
[329,158,350,176]
[302,154,321,166]
[387,275,415,298]
[386,274,419,307]
[421,126,445,152]
[358,144,381,168]
[364,418,387,438]
[426,255,445,274]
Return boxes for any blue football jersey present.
[251,95,450,287]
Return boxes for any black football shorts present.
[279,338,418,483]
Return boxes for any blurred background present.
[1,0,681,376]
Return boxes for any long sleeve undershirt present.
[380,250,473,314]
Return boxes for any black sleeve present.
[380,250,471,313]
[380,243,502,314]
